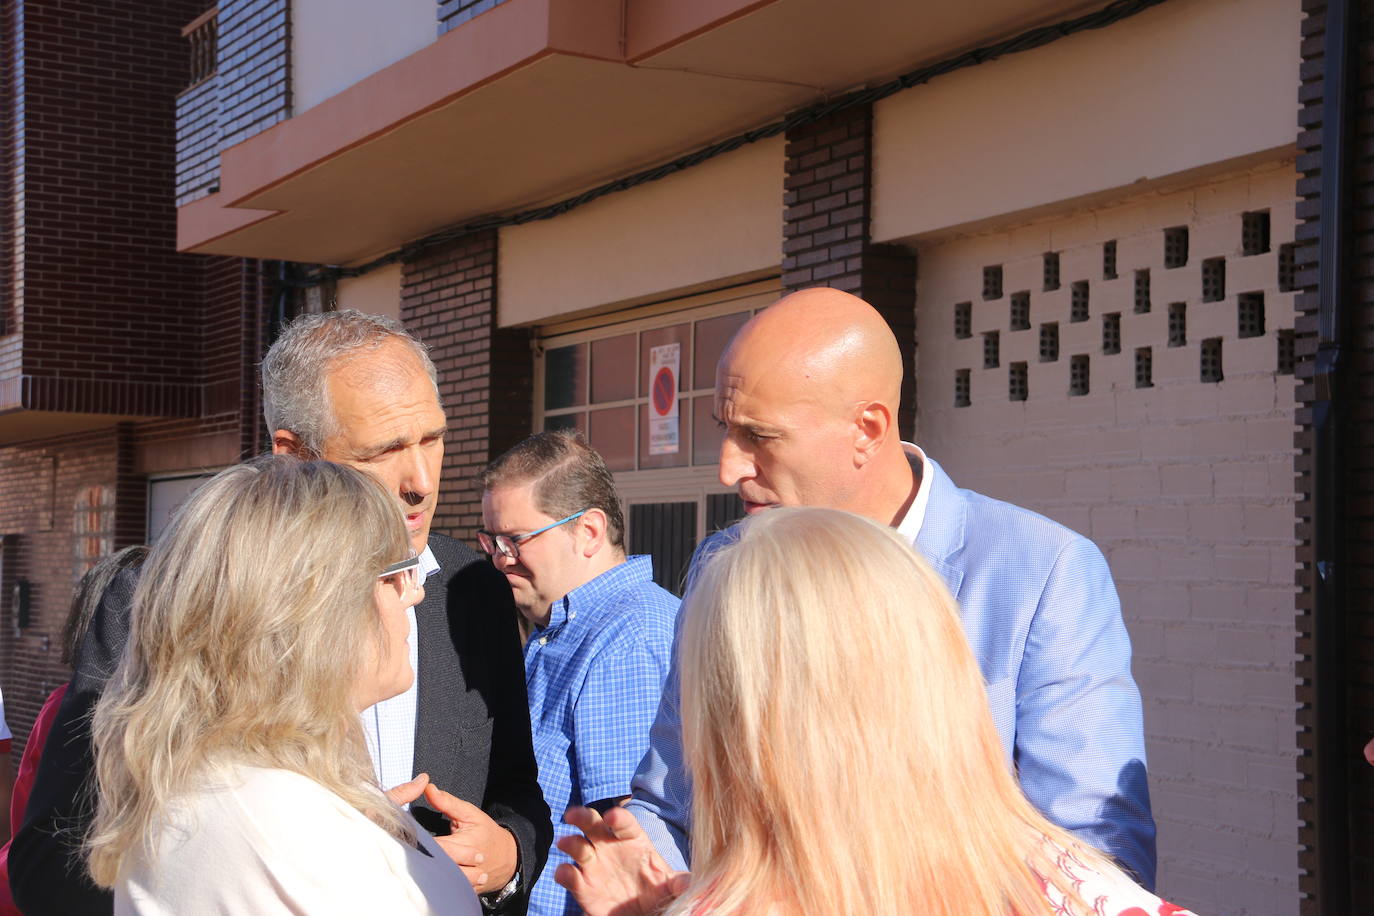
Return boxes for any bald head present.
[725,288,904,414]
[715,288,916,525]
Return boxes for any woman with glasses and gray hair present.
[558,507,1200,916]
[83,456,480,915]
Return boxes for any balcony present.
[178,0,1102,265]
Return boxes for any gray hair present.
[261,310,440,456]
[481,430,626,549]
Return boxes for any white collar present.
[894,442,931,545]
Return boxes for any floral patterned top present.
[1035,844,1200,916]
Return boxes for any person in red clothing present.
[0,546,146,916]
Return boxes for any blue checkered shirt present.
[524,555,678,916]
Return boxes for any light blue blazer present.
[627,455,1158,889]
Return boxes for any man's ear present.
[853,401,892,468]
[272,428,310,458]
[578,508,609,558]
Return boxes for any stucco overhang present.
[178,0,1103,264]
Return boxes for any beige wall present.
[336,263,403,321]
[293,0,435,114]
[871,0,1299,243]
[498,137,783,327]
[914,162,1299,916]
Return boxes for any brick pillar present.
[782,104,918,437]
[401,231,533,539]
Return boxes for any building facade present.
[2,0,1370,913]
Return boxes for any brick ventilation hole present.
[1103,239,1118,280]
[955,369,971,407]
[983,331,1000,369]
[1043,252,1061,291]
[1278,243,1297,292]
[1039,322,1060,363]
[1070,281,1090,322]
[983,265,1004,300]
[1201,338,1224,383]
[1242,210,1271,256]
[1238,292,1265,338]
[1102,312,1122,355]
[1135,347,1153,388]
[1069,354,1090,396]
[1134,269,1151,313]
[955,301,972,339]
[1010,291,1031,330]
[1168,302,1187,347]
[1277,329,1296,375]
[1202,257,1226,302]
[1009,361,1029,402]
[1164,226,1189,269]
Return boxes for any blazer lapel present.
[913,456,968,599]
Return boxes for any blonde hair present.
[670,507,1116,916]
[86,456,413,887]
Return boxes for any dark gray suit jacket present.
[10,532,550,915]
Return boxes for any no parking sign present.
[648,342,680,455]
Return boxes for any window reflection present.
[544,343,587,410]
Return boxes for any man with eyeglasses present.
[479,431,677,916]
[12,311,550,916]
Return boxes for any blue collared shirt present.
[525,555,678,916]
[362,545,440,794]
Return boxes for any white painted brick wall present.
[914,162,1299,916]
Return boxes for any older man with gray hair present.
[12,310,550,916]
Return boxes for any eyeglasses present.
[476,510,588,561]
[377,553,422,592]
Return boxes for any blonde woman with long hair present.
[85,457,480,915]
[557,508,1198,916]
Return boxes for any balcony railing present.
[183,6,218,90]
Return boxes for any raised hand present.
[554,805,690,916]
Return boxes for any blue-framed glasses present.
[476,510,588,561]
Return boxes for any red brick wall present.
[400,232,533,541]
[783,104,918,437]
[5,0,208,417]
[0,429,122,753]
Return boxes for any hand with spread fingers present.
[422,782,519,894]
[554,805,690,916]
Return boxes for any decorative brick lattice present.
[1168,302,1187,347]
[955,302,972,339]
[1069,354,1089,396]
[1103,239,1118,280]
[1202,257,1226,302]
[1008,361,1028,402]
[1135,269,1151,313]
[1043,251,1060,291]
[1102,312,1121,355]
[1134,346,1152,388]
[1278,242,1297,292]
[1277,328,1295,375]
[1010,291,1031,330]
[1164,226,1189,268]
[1039,322,1059,363]
[983,331,1000,369]
[954,369,970,407]
[1200,337,1223,383]
[1238,292,1265,338]
[1070,280,1089,322]
[1242,209,1271,255]
[983,264,1003,300]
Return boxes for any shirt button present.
[539,637,548,646]
[569,611,577,620]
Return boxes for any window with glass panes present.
[535,282,780,591]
